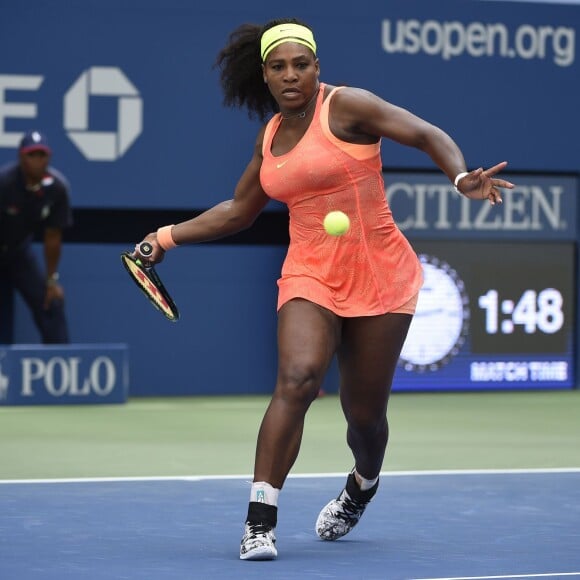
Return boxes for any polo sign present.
[0,344,129,405]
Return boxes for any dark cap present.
[19,131,51,154]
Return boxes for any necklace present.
[280,90,318,120]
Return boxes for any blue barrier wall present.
[3,0,579,395]
[13,243,290,395]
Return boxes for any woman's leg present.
[241,299,341,560]
[315,312,412,541]
[338,312,412,478]
[253,298,341,488]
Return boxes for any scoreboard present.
[395,241,575,390]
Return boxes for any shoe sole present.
[240,546,278,560]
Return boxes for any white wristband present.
[453,171,469,194]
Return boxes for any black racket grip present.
[138,241,154,257]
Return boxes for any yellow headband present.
[260,23,317,61]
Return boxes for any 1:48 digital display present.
[478,288,563,336]
[468,243,572,354]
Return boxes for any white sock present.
[355,470,379,491]
[250,481,280,506]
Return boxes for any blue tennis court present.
[1,469,579,580]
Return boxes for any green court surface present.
[1,390,579,480]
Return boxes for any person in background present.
[135,18,514,561]
[0,131,72,344]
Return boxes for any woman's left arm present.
[331,87,514,204]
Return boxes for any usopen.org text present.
[382,19,575,67]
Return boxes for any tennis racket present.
[120,242,180,321]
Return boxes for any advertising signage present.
[386,172,577,241]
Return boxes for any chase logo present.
[64,66,143,161]
[0,68,142,161]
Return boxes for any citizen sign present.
[385,173,576,240]
[21,356,116,397]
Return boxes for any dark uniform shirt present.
[0,162,72,252]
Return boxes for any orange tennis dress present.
[260,83,423,317]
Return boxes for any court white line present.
[1,467,580,485]
[411,573,580,580]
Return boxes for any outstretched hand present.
[456,161,514,205]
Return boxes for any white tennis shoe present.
[316,471,378,541]
[240,522,277,560]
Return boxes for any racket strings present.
[122,255,178,320]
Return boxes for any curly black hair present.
[214,18,314,123]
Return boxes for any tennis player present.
[136,18,514,561]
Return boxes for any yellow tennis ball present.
[324,211,350,236]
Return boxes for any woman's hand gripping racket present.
[120,242,180,321]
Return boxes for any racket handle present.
[139,241,154,257]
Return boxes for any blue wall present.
[13,243,295,395]
[3,0,579,395]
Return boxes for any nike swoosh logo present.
[276,160,288,169]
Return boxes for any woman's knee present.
[345,406,388,438]
[275,362,324,405]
